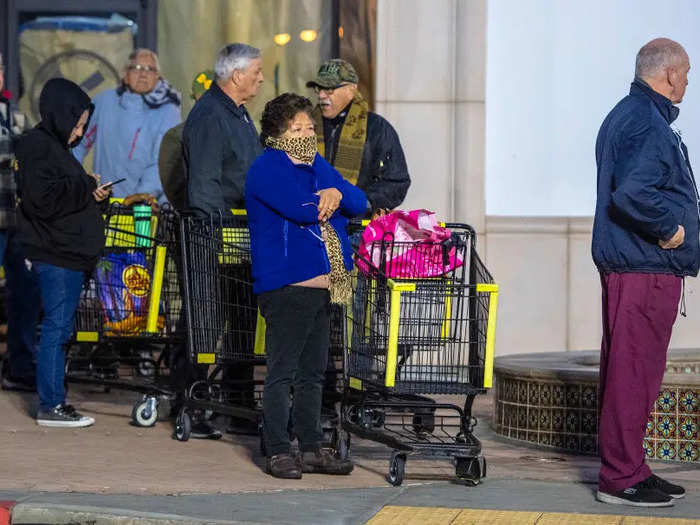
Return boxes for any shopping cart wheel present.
[131,399,158,427]
[175,409,192,441]
[387,452,406,486]
[455,456,486,486]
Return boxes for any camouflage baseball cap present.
[191,69,215,100]
[306,59,359,89]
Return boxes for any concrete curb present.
[10,503,250,525]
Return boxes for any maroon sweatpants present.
[598,272,682,493]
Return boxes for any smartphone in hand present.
[98,178,126,190]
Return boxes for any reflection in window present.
[18,14,137,123]
[159,0,335,121]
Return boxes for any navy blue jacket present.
[246,148,367,294]
[184,82,262,216]
[592,80,700,277]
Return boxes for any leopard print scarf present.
[320,222,352,304]
[265,135,317,164]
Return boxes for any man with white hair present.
[184,43,264,215]
[182,43,264,438]
[74,48,181,203]
[593,37,698,507]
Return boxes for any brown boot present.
[301,448,354,475]
[267,453,302,479]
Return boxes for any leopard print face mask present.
[265,134,317,164]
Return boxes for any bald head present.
[635,38,690,104]
[635,38,687,79]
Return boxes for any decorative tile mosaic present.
[494,375,699,463]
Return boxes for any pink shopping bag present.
[355,209,463,278]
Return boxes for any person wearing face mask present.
[246,93,366,479]
[14,78,111,427]
[306,59,410,218]
[73,48,181,204]
[307,60,411,416]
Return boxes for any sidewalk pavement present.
[1,384,698,523]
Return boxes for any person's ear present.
[668,67,679,88]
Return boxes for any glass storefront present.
[159,0,333,120]
[11,0,375,126]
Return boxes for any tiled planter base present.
[493,350,699,463]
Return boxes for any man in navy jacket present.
[593,38,699,508]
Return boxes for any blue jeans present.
[34,262,85,411]
[0,230,41,379]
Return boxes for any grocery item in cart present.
[355,209,464,278]
[94,251,164,335]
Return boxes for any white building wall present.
[375,0,700,356]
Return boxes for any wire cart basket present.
[66,201,183,427]
[341,222,499,486]
[173,211,263,441]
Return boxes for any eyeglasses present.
[313,84,349,95]
[128,64,158,73]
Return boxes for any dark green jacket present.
[158,122,186,211]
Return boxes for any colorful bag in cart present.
[355,209,464,278]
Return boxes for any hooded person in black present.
[14,78,111,427]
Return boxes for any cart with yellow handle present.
[340,222,498,486]
[174,210,264,442]
[67,201,183,427]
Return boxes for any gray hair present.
[635,38,687,79]
[214,43,261,81]
[123,48,161,75]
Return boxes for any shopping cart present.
[174,211,263,441]
[341,222,499,486]
[66,201,183,426]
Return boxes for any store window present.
[18,15,137,122]
[159,0,376,120]
[3,0,375,125]
[1,0,157,125]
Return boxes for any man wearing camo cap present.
[158,69,215,210]
[307,59,411,415]
[307,59,410,216]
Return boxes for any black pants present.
[258,286,330,456]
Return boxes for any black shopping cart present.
[174,212,263,441]
[67,201,184,426]
[341,223,499,485]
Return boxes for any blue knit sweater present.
[245,148,367,294]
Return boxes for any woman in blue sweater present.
[246,93,366,479]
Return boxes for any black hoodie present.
[15,78,105,271]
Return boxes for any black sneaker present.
[597,482,674,507]
[190,421,223,440]
[1,374,36,392]
[639,474,685,499]
[36,404,95,428]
